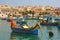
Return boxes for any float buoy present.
[49,31,54,37]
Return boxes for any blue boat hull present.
[57,26,60,29]
[40,22,59,26]
[11,32,38,40]
[12,28,38,35]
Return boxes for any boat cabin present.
[46,15,55,23]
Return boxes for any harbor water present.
[0,20,60,40]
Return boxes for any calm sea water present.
[0,20,60,40]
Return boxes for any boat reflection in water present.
[10,32,39,40]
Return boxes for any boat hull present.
[40,22,59,26]
[11,32,38,40]
[57,26,60,29]
[11,28,38,35]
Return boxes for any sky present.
[0,0,60,7]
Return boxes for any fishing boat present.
[40,15,60,26]
[40,20,60,26]
[10,18,40,35]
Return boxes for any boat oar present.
[32,24,40,30]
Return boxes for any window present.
[6,10,9,12]
[10,15,12,16]
[0,12,1,14]
[15,12,16,14]
[2,15,3,16]
[13,15,16,17]
[46,9,51,11]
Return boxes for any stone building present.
[0,5,60,19]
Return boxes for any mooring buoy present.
[49,31,54,37]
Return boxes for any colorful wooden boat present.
[40,15,60,26]
[10,20,40,35]
[40,20,60,29]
